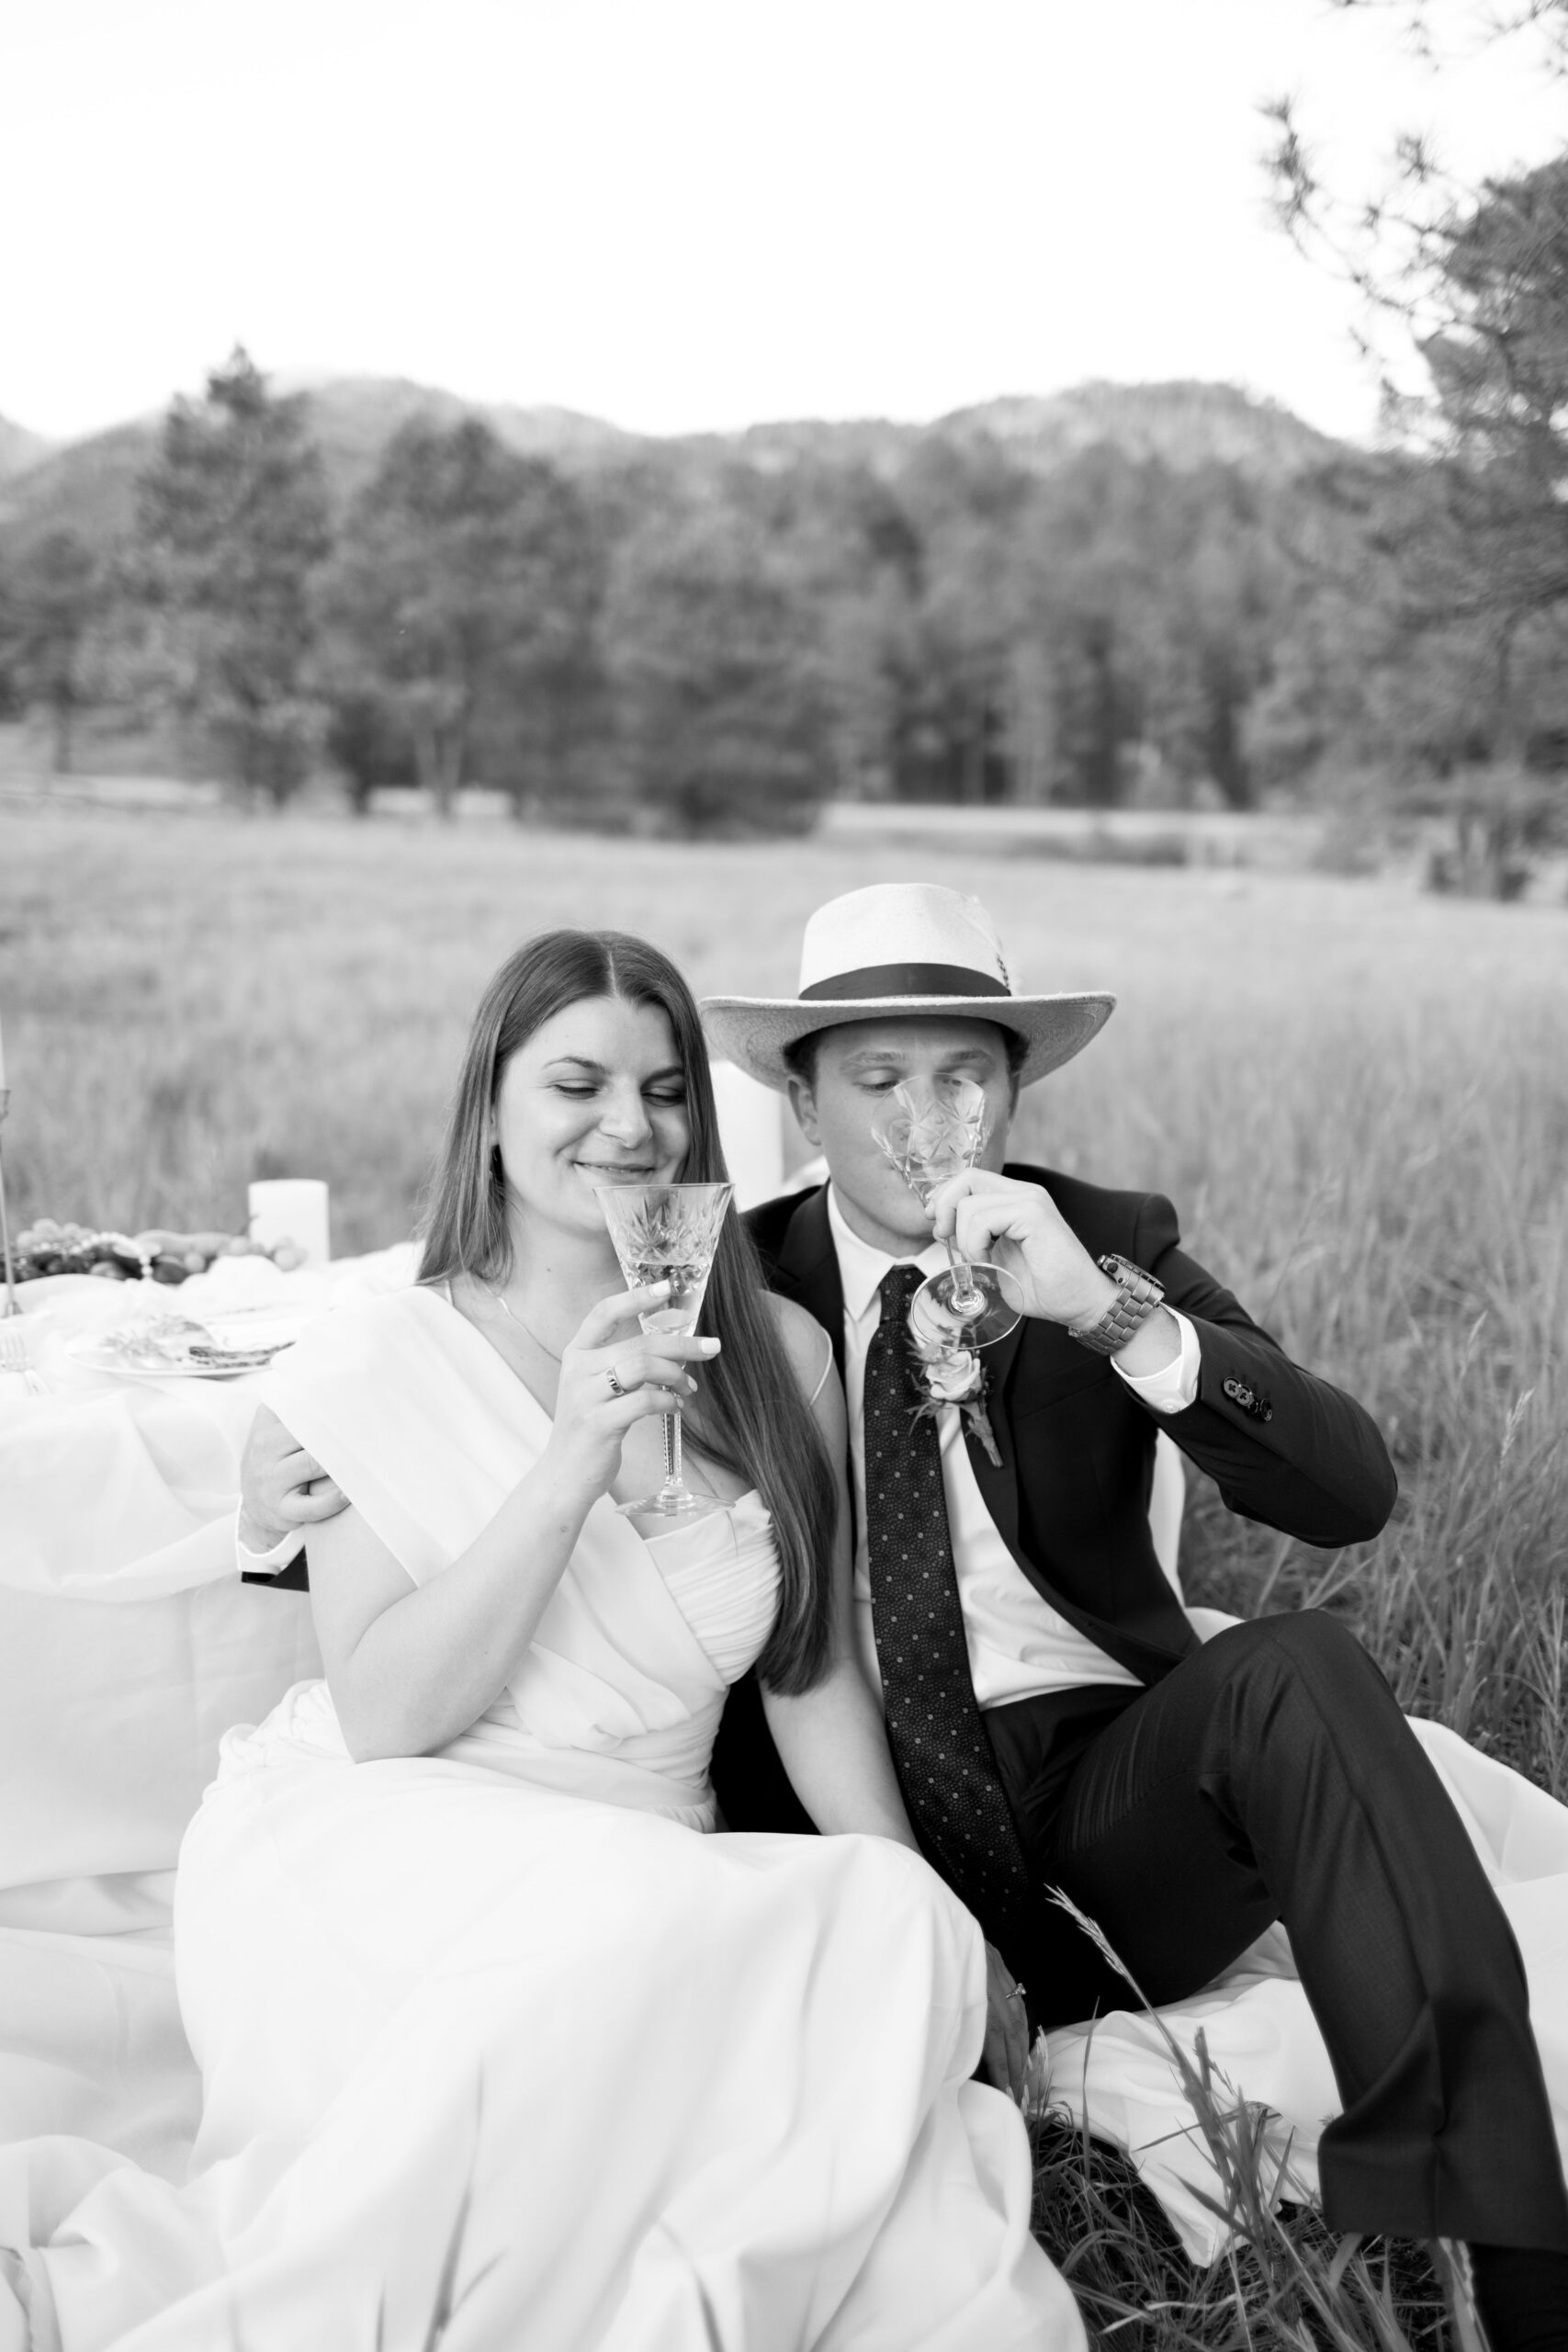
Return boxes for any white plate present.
[201,1306,311,1351]
[65,1307,309,1381]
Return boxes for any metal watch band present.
[1067,1254,1166,1355]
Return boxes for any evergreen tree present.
[320,417,598,820]
[602,509,829,836]
[135,348,332,804]
[0,529,100,773]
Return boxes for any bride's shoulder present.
[761,1291,835,1399]
[258,1283,459,1430]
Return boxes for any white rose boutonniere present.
[906,1314,1003,1467]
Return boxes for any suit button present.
[1223,1378,1240,1401]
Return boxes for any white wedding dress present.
[0,1286,1083,2352]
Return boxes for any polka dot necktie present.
[863,1264,1036,1955]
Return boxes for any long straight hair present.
[419,930,836,1695]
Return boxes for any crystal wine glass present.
[595,1181,734,1517]
[873,1079,1023,1348]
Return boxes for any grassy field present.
[5,802,1567,2344]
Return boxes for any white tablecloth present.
[1,1250,419,1601]
[0,1251,418,2217]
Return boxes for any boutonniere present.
[906,1313,1003,1468]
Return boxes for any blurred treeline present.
[0,155,1563,876]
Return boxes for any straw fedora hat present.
[700,883,1115,1093]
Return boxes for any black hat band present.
[798,962,1010,1003]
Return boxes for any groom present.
[700,881,1568,2346]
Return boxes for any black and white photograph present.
[2,1,1567,2345]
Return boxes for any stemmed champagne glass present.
[873,1080,1023,1348]
[596,1182,733,1517]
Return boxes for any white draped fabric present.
[0,1283,1080,2352]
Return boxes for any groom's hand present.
[928,1170,1120,1330]
[980,1940,1031,2104]
[239,1406,347,1553]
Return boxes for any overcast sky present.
[4,0,1561,447]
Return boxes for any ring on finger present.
[605,1363,630,1399]
[1010,1982,1027,2005]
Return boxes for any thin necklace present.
[484,1282,562,1363]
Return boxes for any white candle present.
[248,1179,331,1268]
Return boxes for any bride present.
[115,930,1083,2348]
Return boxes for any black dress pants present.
[987,1611,1568,2254]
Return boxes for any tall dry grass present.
[4,802,1566,2342]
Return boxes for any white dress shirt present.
[236,1517,305,1576]
[825,1185,1201,1710]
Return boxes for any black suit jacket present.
[710,1163,1397,1835]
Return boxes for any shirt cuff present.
[1111,1307,1200,1415]
[235,1513,306,1576]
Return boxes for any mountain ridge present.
[939,381,1340,476]
[0,374,1347,556]
[0,414,58,484]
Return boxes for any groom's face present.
[787,1016,1017,1257]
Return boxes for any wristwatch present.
[1067,1255,1166,1355]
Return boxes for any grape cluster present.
[12,1221,307,1283]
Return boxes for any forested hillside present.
[2,191,1564,883]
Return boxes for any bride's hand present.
[544,1285,720,1499]
[979,1940,1031,2105]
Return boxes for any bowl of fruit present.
[14,1223,311,1284]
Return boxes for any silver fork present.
[0,1317,42,1395]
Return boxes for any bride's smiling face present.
[491,994,692,1238]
